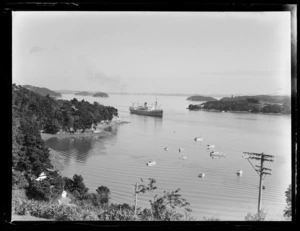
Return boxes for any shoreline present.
[41,120,130,140]
[42,120,130,172]
[188,108,290,115]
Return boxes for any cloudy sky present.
[13,11,291,95]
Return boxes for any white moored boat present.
[237,170,243,175]
[207,144,215,149]
[198,173,205,178]
[194,137,203,142]
[179,155,187,160]
[146,161,156,166]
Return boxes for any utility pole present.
[243,152,274,213]
[134,183,138,216]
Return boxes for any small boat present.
[194,137,204,142]
[129,100,163,117]
[179,148,185,152]
[179,155,187,160]
[146,161,156,166]
[198,173,205,178]
[210,151,226,157]
[164,147,169,151]
[207,144,215,149]
[237,170,243,175]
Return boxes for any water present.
[45,94,291,220]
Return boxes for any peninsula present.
[188,95,291,114]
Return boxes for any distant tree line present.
[188,97,291,114]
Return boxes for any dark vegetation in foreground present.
[12,84,292,221]
[188,95,291,114]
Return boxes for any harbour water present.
[45,94,291,220]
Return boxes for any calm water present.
[45,94,291,220]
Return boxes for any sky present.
[13,11,291,95]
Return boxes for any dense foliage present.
[244,210,267,221]
[13,177,195,221]
[283,184,292,219]
[13,84,118,134]
[92,92,109,97]
[23,85,61,97]
[186,95,216,101]
[188,97,291,114]
[220,95,291,105]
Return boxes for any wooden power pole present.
[243,152,274,213]
[134,183,138,216]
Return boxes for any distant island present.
[74,91,93,96]
[188,95,291,114]
[186,95,217,101]
[92,92,109,98]
[56,90,80,94]
[22,85,61,98]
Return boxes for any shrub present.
[244,210,267,221]
[283,185,292,219]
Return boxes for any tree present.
[44,118,61,134]
[63,174,89,201]
[283,184,292,219]
[96,186,111,205]
[136,178,191,220]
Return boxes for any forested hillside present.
[23,85,61,98]
[13,84,118,134]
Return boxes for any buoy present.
[237,170,243,175]
[164,147,169,151]
[179,148,184,152]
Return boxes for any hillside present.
[22,85,61,98]
[13,84,118,134]
[220,95,291,105]
[92,92,109,97]
[188,96,291,114]
[186,95,217,101]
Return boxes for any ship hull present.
[129,107,163,117]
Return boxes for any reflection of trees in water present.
[104,126,118,135]
[45,137,96,164]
